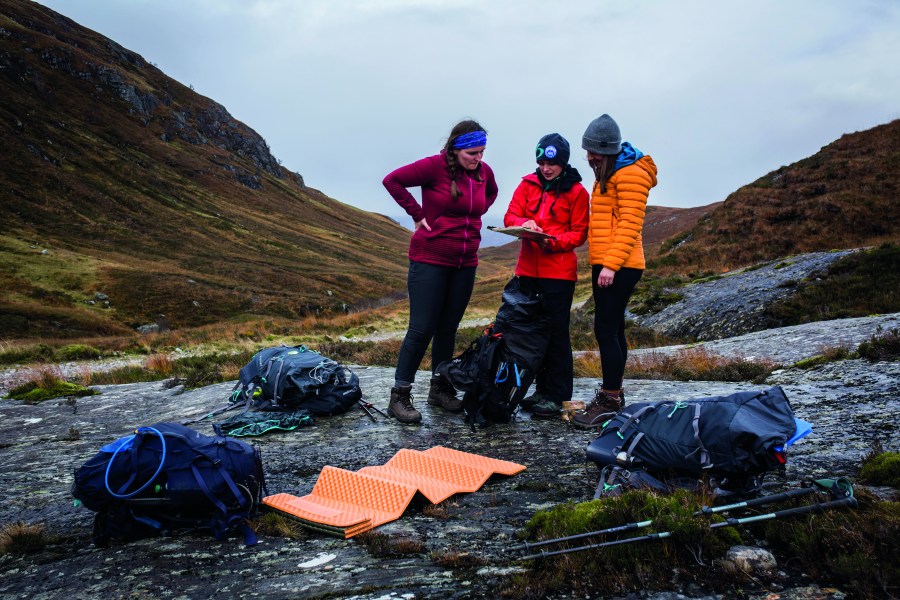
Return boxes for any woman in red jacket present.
[382,120,498,423]
[503,133,589,418]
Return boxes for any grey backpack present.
[585,387,798,479]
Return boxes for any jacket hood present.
[614,142,644,171]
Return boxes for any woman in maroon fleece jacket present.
[382,119,498,423]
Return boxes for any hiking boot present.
[388,384,422,424]
[519,391,545,411]
[531,399,562,419]
[571,389,623,429]
[427,375,463,412]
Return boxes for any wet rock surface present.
[1,335,897,599]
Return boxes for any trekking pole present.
[698,477,850,515]
[358,397,390,421]
[516,478,852,554]
[520,480,856,561]
[515,519,654,552]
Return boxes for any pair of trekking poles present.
[515,477,857,561]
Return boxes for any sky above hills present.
[36,0,900,237]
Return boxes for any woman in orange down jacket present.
[503,133,589,419]
[572,114,658,429]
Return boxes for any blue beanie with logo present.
[535,133,570,166]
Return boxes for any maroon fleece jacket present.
[383,151,498,268]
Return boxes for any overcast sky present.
[37,0,900,243]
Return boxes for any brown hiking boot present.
[427,376,463,412]
[571,389,623,429]
[388,384,422,423]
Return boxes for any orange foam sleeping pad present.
[262,446,526,537]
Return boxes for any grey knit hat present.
[582,114,622,155]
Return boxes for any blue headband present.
[453,131,487,149]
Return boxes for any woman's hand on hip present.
[415,218,431,232]
[597,267,616,288]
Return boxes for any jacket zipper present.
[460,176,473,268]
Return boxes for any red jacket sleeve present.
[503,180,531,227]
[546,185,589,253]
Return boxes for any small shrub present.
[762,489,899,600]
[430,549,486,568]
[0,522,47,555]
[859,451,900,487]
[423,500,457,520]
[356,531,426,557]
[61,427,81,441]
[857,327,900,362]
[254,512,307,540]
[6,368,97,403]
[145,353,175,375]
[626,348,777,383]
[56,344,102,361]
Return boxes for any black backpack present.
[231,345,362,415]
[585,387,798,484]
[72,423,266,547]
[436,277,550,429]
[436,325,533,428]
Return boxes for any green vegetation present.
[763,490,900,600]
[6,379,97,404]
[253,512,308,540]
[860,451,900,487]
[858,327,900,362]
[508,491,741,597]
[506,488,898,600]
[627,273,689,316]
[87,351,253,388]
[766,243,900,325]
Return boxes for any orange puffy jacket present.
[588,155,658,270]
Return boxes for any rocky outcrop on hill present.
[1,2,282,185]
[633,250,856,340]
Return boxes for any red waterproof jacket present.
[503,168,589,281]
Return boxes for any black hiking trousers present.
[520,276,576,405]
[395,260,477,386]
[592,266,643,391]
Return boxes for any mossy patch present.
[860,451,900,487]
[6,381,97,403]
[762,490,900,600]
[509,490,741,597]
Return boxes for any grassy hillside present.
[0,0,411,340]
[651,119,900,273]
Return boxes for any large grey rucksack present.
[585,386,798,481]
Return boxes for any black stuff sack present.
[585,386,798,481]
[435,277,550,429]
[231,345,361,415]
[436,324,533,428]
[492,276,550,372]
[72,422,266,547]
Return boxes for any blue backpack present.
[72,423,266,547]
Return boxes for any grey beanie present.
[582,114,622,155]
